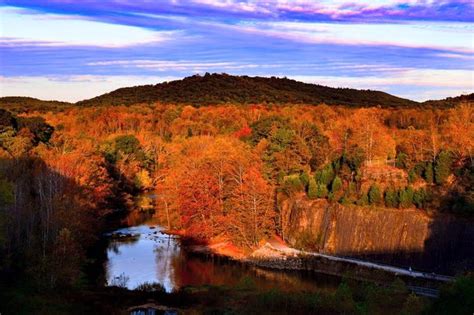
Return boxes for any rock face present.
[281,194,474,274]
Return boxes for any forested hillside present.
[423,93,474,107]
[2,74,471,112]
[76,73,419,107]
[0,97,72,113]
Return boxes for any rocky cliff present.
[281,194,474,275]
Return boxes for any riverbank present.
[182,234,454,291]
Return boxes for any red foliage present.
[233,124,252,139]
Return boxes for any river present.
[104,211,341,293]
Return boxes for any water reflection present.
[105,223,340,293]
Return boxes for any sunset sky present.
[0,0,473,102]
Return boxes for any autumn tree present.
[228,167,274,246]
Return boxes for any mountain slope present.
[76,73,419,108]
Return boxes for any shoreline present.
[180,235,454,288]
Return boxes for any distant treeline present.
[0,96,72,113]
[2,73,471,112]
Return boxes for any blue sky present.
[0,0,473,102]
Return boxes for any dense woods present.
[0,76,473,312]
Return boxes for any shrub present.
[135,282,166,292]
[333,282,356,313]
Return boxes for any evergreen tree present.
[395,152,408,169]
[299,171,310,189]
[413,189,426,209]
[316,184,328,198]
[307,177,318,199]
[423,162,434,183]
[283,174,303,194]
[368,184,382,205]
[399,186,414,208]
[356,193,369,206]
[408,169,416,183]
[434,151,453,185]
[384,187,398,208]
[315,163,334,186]
[331,176,343,194]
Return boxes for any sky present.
[0,0,473,102]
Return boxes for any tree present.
[434,150,452,185]
[229,167,274,246]
[399,187,414,208]
[423,162,434,183]
[317,183,329,198]
[384,187,398,208]
[357,193,369,206]
[134,169,153,190]
[307,177,318,199]
[17,116,54,144]
[315,163,335,186]
[395,152,409,169]
[408,169,416,183]
[299,171,310,189]
[330,176,343,194]
[249,116,289,146]
[178,169,220,238]
[413,189,426,209]
[368,185,382,205]
[283,174,304,194]
[114,134,142,156]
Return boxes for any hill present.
[2,74,471,111]
[76,73,419,108]
[422,93,474,107]
[0,97,72,113]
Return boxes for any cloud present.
[0,75,180,102]
[3,0,473,22]
[85,60,278,71]
[0,6,178,47]
[289,68,473,100]
[234,21,474,53]
[291,69,473,89]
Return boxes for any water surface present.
[105,221,341,293]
